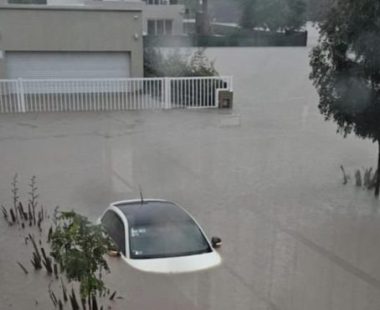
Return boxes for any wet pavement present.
[1,43,380,310]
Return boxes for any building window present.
[165,20,173,35]
[8,0,47,3]
[156,20,164,35]
[147,20,173,35]
[145,0,178,5]
[147,20,155,35]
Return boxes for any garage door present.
[5,52,131,79]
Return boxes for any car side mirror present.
[107,244,120,257]
[211,236,222,248]
[108,249,120,257]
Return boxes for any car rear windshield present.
[129,219,212,259]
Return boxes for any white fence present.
[0,76,233,113]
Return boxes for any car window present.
[101,210,126,256]
[129,218,212,259]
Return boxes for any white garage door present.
[5,52,131,79]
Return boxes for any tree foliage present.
[306,0,334,21]
[286,0,307,31]
[239,0,256,30]
[310,0,380,196]
[50,211,112,300]
[238,0,306,31]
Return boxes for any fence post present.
[164,77,171,109]
[160,78,165,108]
[17,78,26,113]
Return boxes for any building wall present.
[0,4,144,78]
[143,3,185,35]
[47,0,185,35]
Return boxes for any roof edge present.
[0,3,143,12]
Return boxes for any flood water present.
[1,40,380,309]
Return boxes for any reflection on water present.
[1,44,380,309]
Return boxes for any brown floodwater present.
[1,42,380,310]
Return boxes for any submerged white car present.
[99,199,222,273]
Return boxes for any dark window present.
[8,0,46,3]
[147,20,155,35]
[165,20,173,35]
[101,210,126,255]
[116,201,212,259]
[129,220,212,259]
[156,20,164,35]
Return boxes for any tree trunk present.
[375,140,380,197]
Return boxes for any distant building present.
[141,0,185,36]
[47,0,186,36]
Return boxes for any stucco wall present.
[0,4,144,78]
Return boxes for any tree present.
[208,0,241,23]
[306,0,334,21]
[239,0,256,30]
[238,0,306,32]
[286,0,307,31]
[50,211,112,308]
[310,0,380,196]
[144,48,218,77]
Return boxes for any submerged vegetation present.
[340,165,378,192]
[1,175,119,309]
[50,211,112,305]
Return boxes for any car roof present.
[113,200,193,227]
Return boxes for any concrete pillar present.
[0,11,5,79]
[0,44,5,79]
